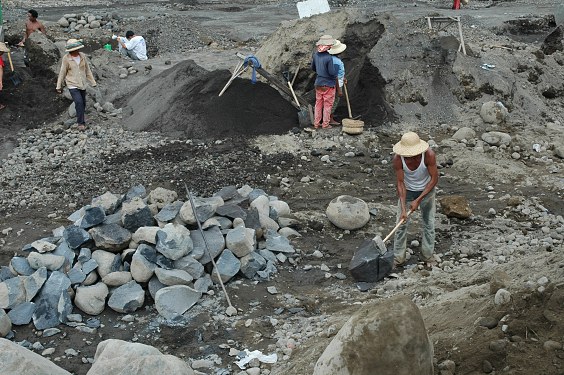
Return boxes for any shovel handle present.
[382,210,414,243]
[6,49,15,72]
[287,81,300,108]
[343,83,353,118]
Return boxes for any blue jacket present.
[311,51,338,87]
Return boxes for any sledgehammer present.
[373,210,414,254]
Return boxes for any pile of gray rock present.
[0,184,301,335]
[56,13,119,33]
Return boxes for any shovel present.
[373,209,414,254]
[285,68,311,127]
[6,49,23,87]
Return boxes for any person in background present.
[328,39,347,126]
[392,132,439,268]
[116,30,148,61]
[311,34,338,129]
[18,9,46,46]
[56,39,97,131]
[0,43,8,111]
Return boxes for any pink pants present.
[314,86,336,128]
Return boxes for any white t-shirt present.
[124,36,148,60]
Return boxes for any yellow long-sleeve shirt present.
[56,52,96,90]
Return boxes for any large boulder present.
[0,309,11,337]
[0,338,71,374]
[26,32,61,73]
[86,339,195,375]
[326,195,370,230]
[480,101,508,124]
[313,295,433,375]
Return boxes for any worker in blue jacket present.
[311,35,338,129]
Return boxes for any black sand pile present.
[121,60,299,139]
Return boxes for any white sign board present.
[297,0,331,19]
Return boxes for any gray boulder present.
[0,309,11,337]
[192,226,225,264]
[0,276,26,309]
[23,267,48,301]
[326,195,370,230]
[225,226,255,258]
[481,131,512,146]
[211,250,241,284]
[8,302,36,325]
[156,223,193,260]
[452,126,476,141]
[0,338,71,374]
[480,101,508,124]
[108,281,145,313]
[91,191,122,215]
[121,197,154,232]
[173,255,205,279]
[154,201,183,223]
[154,285,202,320]
[240,252,267,279]
[27,252,65,271]
[155,268,193,286]
[89,224,132,252]
[63,225,91,249]
[32,271,72,330]
[10,257,35,276]
[86,339,194,375]
[75,283,109,315]
[78,206,106,229]
[265,230,295,254]
[313,296,433,375]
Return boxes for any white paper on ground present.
[235,349,278,369]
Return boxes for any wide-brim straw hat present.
[0,43,9,53]
[65,39,84,52]
[329,40,346,55]
[393,132,430,157]
[316,34,335,46]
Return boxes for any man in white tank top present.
[392,132,439,267]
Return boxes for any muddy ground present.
[0,0,563,374]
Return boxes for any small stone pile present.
[0,184,301,334]
[56,13,119,33]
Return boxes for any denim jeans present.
[69,88,86,125]
[118,45,141,60]
[393,188,436,264]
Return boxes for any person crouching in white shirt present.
[117,30,148,61]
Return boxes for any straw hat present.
[329,40,346,55]
[315,34,335,46]
[0,43,9,53]
[65,39,84,52]
[393,132,430,157]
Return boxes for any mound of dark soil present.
[121,60,299,139]
[0,66,67,128]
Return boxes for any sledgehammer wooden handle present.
[382,210,414,243]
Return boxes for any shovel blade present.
[9,72,23,87]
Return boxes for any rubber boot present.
[452,0,460,9]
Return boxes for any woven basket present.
[343,126,364,135]
[342,118,364,128]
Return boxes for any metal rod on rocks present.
[184,184,237,316]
